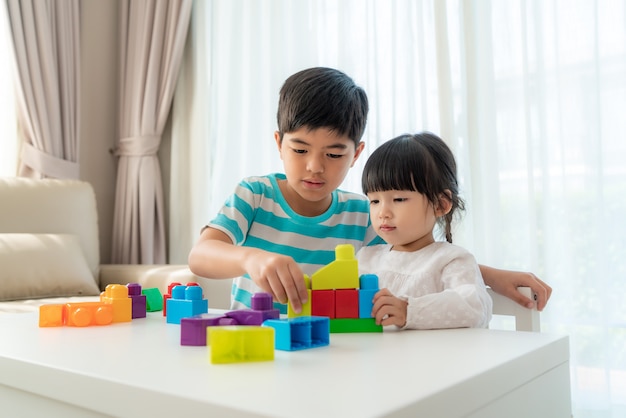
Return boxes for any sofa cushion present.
[0,233,100,301]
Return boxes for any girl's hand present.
[372,288,408,327]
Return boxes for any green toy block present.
[208,326,275,364]
[311,244,359,290]
[330,318,383,333]
[142,287,163,312]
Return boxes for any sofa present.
[0,177,232,314]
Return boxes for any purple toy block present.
[251,292,273,311]
[127,283,147,319]
[180,314,238,346]
[225,308,279,325]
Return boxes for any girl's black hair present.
[361,132,465,243]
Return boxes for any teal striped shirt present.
[208,173,382,311]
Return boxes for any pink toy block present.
[335,289,359,318]
[127,283,147,319]
[180,313,238,346]
[311,289,335,318]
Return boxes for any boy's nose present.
[306,156,324,173]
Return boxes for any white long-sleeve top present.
[356,242,492,330]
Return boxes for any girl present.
[357,132,493,329]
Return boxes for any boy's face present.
[275,127,364,217]
[367,190,445,252]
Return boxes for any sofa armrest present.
[98,265,233,310]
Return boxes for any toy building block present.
[311,289,335,318]
[101,284,132,323]
[39,304,66,327]
[127,283,147,319]
[163,282,181,316]
[335,289,359,319]
[65,302,114,327]
[224,292,280,325]
[311,244,359,290]
[263,316,330,351]
[166,285,208,324]
[330,318,382,333]
[180,314,238,346]
[358,274,379,318]
[142,287,163,312]
[208,326,275,364]
[287,274,312,318]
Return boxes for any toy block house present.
[293,244,383,333]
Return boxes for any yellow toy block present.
[311,244,359,290]
[39,304,65,327]
[207,326,275,364]
[101,284,132,323]
[287,289,312,318]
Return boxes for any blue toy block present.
[263,316,330,351]
[359,274,379,289]
[166,285,208,324]
[359,288,377,318]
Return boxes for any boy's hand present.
[481,267,552,311]
[372,288,408,327]
[244,250,309,313]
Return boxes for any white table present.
[0,310,571,418]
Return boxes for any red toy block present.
[335,289,359,319]
[311,289,335,318]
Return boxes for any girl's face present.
[367,190,446,252]
[275,127,364,217]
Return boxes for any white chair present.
[488,286,541,332]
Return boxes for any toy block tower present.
[306,244,383,333]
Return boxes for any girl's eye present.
[369,200,379,205]
[394,197,408,202]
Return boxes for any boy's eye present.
[327,153,343,159]
[292,148,306,154]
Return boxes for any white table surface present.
[0,310,571,418]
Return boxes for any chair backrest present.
[0,177,100,278]
[488,286,541,332]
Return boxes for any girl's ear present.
[435,190,453,216]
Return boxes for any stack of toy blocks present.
[163,281,200,316]
[100,284,132,323]
[303,244,383,333]
[166,285,208,324]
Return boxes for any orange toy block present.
[65,302,114,327]
[101,284,132,323]
[39,304,66,327]
[311,244,359,290]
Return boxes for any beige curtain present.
[5,0,80,179]
[111,0,192,264]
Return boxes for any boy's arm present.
[187,227,309,313]
[479,264,552,311]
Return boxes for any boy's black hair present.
[361,132,465,243]
[276,67,368,146]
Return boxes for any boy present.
[188,67,551,314]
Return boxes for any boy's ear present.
[274,131,283,155]
[351,142,366,167]
[435,190,453,216]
